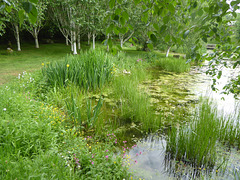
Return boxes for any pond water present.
[126,60,240,180]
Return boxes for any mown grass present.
[0,43,75,85]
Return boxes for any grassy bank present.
[0,42,193,179]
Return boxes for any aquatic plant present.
[155,57,190,73]
[166,99,219,168]
[41,50,114,92]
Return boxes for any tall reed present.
[42,50,114,92]
[155,57,190,73]
[166,99,219,168]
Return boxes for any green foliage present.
[166,99,220,168]
[167,98,240,168]
[42,50,114,92]
[155,57,190,73]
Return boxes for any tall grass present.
[166,99,219,168]
[155,57,190,73]
[110,68,162,131]
[166,98,240,168]
[42,50,114,92]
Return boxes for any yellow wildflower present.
[67,64,70,68]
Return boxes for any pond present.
[124,60,240,180]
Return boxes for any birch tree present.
[4,0,22,51]
[24,0,47,48]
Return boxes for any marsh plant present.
[166,99,220,168]
[42,50,114,91]
[155,57,191,73]
[65,93,103,130]
[166,98,240,169]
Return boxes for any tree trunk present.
[66,36,69,46]
[73,29,77,54]
[92,32,96,50]
[119,34,123,48]
[71,31,73,51]
[88,32,91,45]
[166,46,171,57]
[78,34,81,50]
[14,24,21,51]
[34,28,39,48]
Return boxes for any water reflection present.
[127,60,240,179]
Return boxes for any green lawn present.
[0,43,77,84]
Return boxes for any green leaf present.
[18,9,25,25]
[197,9,203,16]
[122,11,129,20]
[163,16,169,24]
[109,0,115,9]
[168,3,175,14]
[153,23,159,31]
[165,35,170,42]
[150,33,157,43]
[202,36,207,43]
[28,5,37,24]
[115,8,121,15]
[183,30,190,39]
[29,0,38,4]
[114,27,119,35]
[22,2,33,13]
[106,24,114,34]
[5,5,11,13]
[217,71,222,79]
[134,0,141,5]
[147,43,153,50]
[117,0,122,3]
[120,16,125,26]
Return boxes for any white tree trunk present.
[66,36,69,45]
[34,28,39,48]
[88,32,91,45]
[73,31,77,55]
[78,34,81,50]
[14,24,21,51]
[92,32,96,50]
[71,31,73,51]
[166,46,171,57]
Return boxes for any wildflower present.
[91,161,94,165]
[136,153,139,156]
[105,149,109,152]
[135,160,138,163]
[114,161,116,164]
[41,63,44,66]
[139,151,142,155]
[3,108,6,111]
[89,146,91,149]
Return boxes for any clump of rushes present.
[41,50,114,92]
[155,57,190,73]
[166,99,219,168]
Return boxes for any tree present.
[24,0,47,48]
